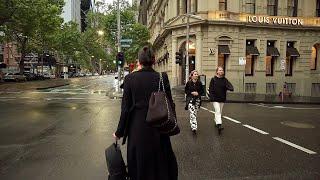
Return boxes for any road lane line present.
[243,124,269,135]
[273,137,317,154]
[223,116,241,124]
[249,103,320,110]
[200,107,215,114]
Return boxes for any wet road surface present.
[0,75,319,180]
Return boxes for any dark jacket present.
[185,80,204,106]
[115,67,178,180]
[209,76,234,102]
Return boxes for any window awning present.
[286,47,300,57]
[267,47,280,56]
[218,45,230,55]
[246,46,260,56]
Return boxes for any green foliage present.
[0,0,150,72]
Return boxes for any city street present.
[0,75,319,180]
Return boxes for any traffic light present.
[175,52,182,65]
[116,52,125,67]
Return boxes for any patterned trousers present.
[188,98,200,130]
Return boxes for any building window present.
[286,83,296,95]
[317,0,320,17]
[245,83,257,93]
[311,83,320,97]
[267,0,278,16]
[219,0,227,11]
[311,45,318,70]
[0,45,4,63]
[287,0,298,17]
[266,41,279,76]
[184,0,188,13]
[266,83,277,94]
[218,45,230,74]
[245,40,259,76]
[245,0,256,14]
[285,41,299,76]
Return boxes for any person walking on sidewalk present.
[185,70,204,133]
[113,46,178,180]
[208,66,234,134]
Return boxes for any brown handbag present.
[146,72,180,136]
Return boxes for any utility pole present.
[185,0,190,84]
[117,0,121,92]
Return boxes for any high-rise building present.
[81,0,93,32]
[61,0,82,31]
[142,0,320,97]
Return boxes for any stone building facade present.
[140,0,320,96]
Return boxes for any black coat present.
[208,76,234,102]
[115,67,178,180]
[185,80,204,106]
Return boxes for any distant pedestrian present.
[120,60,142,89]
[185,70,204,133]
[113,46,178,180]
[208,66,234,135]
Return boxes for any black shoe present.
[217,125,224,135]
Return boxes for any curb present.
[36,83,70,90]
[176,96,320,105]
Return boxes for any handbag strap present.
[158,72,165,92]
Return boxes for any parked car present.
[24,73,37,81]
[4,73,27,82]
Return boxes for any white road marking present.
[273,137,317,154]
[243,124,269,135]
[223,116,241,123]
[200,107,215,114]
[0,97,17,99]
[249,103,320,110]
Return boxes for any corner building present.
[139,0,320,97]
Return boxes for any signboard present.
[247,16,303,26]
[121,44,131,48]
[209,48,216,55]
[120,39,133,43]
[239,57,246,65]
[280,59,286,71]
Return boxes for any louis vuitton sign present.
[247,16,303,26]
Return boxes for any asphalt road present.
[0,75,319,180]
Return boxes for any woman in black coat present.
[208,66,234,135]
[185,70,204,133]
[113,47,178,180]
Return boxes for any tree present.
[1,0,64,73]
[102,0,150,65]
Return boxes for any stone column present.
[196,32,203,74]
[179,0,184,14]
[171,37,178,87]
[191,0,196,13]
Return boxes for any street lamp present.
[97,30,104,36]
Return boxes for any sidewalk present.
[0,78,71,92]
[171,86,320,105]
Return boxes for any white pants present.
[188,99,200,130]
[213,102,224,125]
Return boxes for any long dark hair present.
[138,46,155,67]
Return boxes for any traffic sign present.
[121,44,131,48]
[120,39,133,43]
